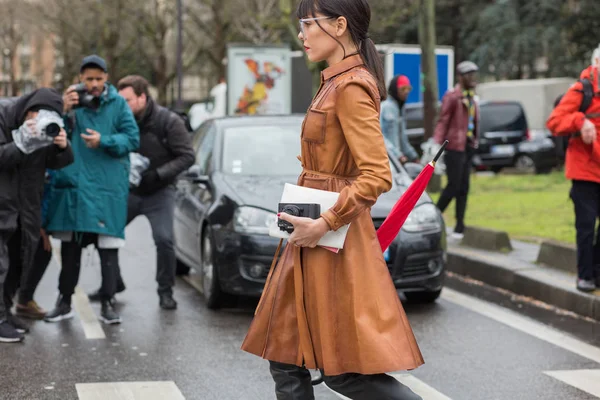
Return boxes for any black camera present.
[44,123,61,138]
[73,83,101,110]
[277,203,321,234]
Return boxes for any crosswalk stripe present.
[52,251,106,340]
[441,288,600,365]
[325,374,452,400]
[544,370,600,397]
[76,381,185,400]
[72,286,106,339]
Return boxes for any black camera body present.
[73,83,101,110]
[277,203,321,234]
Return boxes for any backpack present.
[553,78,594,160]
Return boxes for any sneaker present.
[88,282,126,302]
[7,314,29,334]
[159,294,178,310]
[44,298,74,323]
[451,232,465,240]
[0,320,24,343]
[577,279,596,293]
[16,300,46,320]
[99,301,121,325]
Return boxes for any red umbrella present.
[377,140,448,252]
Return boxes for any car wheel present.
[176,259,191,276]
[201,226,224,309]
[514,154,535,174]
[405,289,442,304]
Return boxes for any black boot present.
[269,361,315,400]
[159,293,177,310]
[100,300,121,325]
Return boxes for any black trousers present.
[436,148,474,233]
[113,186,177,296]
[18,237,52,305]
[570,180,600,280]
[59,233,119,304]
[269,361,422,400]
[0,231,14,320]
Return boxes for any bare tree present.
[232,0,282,44]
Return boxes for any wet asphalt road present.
[2,218,600,400]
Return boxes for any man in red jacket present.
[547,64,600,292]
[434,61,480,239]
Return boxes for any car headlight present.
[233,206,277,235]
[402,203,442,233]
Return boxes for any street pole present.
[176,0,183,110]
[419,0,441,193]
[419,0,438,142]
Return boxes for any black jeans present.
[114,186,176,296]
[269,361,422,400]
[59,233,119,304]
[18,237,52,305]
[570,180,600,280]
[0,231,13,320]
[436,148,474,233]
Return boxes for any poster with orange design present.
[226,45,292,116]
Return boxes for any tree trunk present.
[419,0,439,141]
[155,54,169,105]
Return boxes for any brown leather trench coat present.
[241,54,424,376]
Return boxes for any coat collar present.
[321,54,364,82]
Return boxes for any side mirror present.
[403,162,424,180]
[185,165,210,186]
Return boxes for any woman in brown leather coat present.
[241,0,424,398]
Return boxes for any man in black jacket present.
[87,75,195,309]
[0,88,73,342]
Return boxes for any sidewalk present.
[444,234,600,321]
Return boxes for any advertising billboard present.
[226,44,292,116]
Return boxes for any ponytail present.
[360,38,387,100]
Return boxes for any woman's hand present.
[278,213,330,248]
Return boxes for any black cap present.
[80,55,107,73]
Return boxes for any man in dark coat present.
[86,75,194,309]
[0,88,74,342]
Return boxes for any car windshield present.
[480,103,526,133]
[221,122,303,176]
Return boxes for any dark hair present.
[296,0,386,99]
[117,75,150,97]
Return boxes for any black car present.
[173,115,446,309]
[475,101,557,174]
[403,101,558,174]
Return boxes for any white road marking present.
[326,373,452,400]
[544,370,600,397]
[182,272,204,294]
[441,288,600,365]
[73,286,106,340]
[52,249,106,340]
[76,381,185,400]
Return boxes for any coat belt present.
[301,168,359,180]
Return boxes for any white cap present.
[457,61,479,75]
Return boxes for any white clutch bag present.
[268,183,351,250]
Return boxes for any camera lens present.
[282,205,301,217]
[45,123,60,138]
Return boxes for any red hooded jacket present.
[547,66,600,183]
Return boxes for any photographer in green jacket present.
[44,55,139,325]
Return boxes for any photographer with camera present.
[0,88,73,342]
[44,55,139,325]
[83,75,195,310]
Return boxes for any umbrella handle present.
[433,140,449,162]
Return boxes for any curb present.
[446,245,600,321]
[537,239,577,274]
